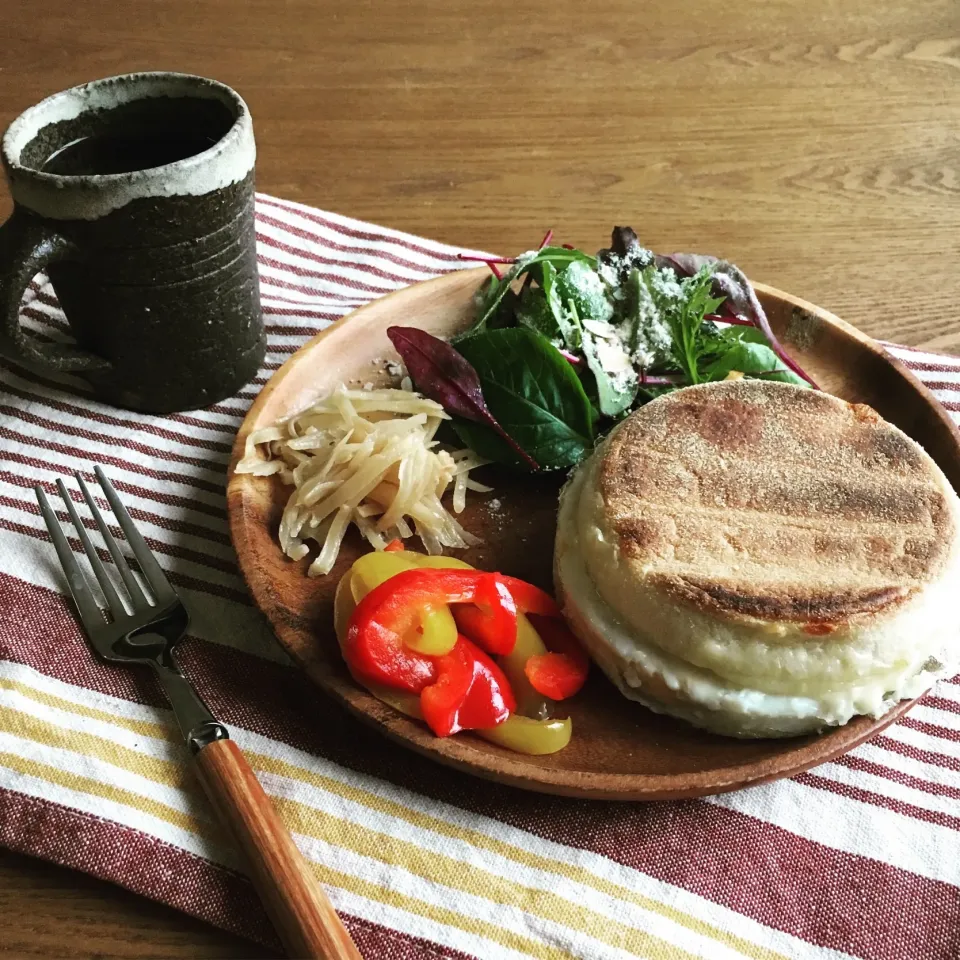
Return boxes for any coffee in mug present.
[0,72,265,413]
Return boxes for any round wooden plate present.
[227,268,960,801]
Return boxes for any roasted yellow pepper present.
[335,548,573,755]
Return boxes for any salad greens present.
[389,227,816,473]
[385,326,540,470]
[454,329,595,471]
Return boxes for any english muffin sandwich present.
[555,379,960,738]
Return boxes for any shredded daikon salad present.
[234,384,492,575]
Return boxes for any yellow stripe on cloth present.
[0,750,206,839]
[272,794,700,960]
[0,706,677,959]
[0,704,190,789]
[0,747,566,959]
[0,678,784,960]
[0,677,175,741]
[247,750,787,960]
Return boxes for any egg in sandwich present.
[555,379,960,738]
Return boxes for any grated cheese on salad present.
[235,384,491,575]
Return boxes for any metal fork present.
[36,468,361,960]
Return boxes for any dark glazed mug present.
[0,72,265,413]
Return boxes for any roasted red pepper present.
[451,574,518,655]
[420,635,516,737]
[452,574,559,655]
[343,568,516,693]
[500,577,560,617]
[523,614,589,700]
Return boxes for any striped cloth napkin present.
[1,193,958,960]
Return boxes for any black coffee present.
[22,95,235,177]
[42,133,218,175]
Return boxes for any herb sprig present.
[391,227,815,473]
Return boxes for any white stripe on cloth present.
[0,195,956,959]
[0,659,846,960]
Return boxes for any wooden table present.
[0,0,957,955]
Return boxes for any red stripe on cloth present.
[835,752,960,801]
[0,470,230,548]
[264,324,318,338]
[257,228,434,289]
[900,715,960,743]
[26,289,61,311]
[921,695,960,717]
[201,400,249,419]
[258,251,397,296]
[0,523,250,606]
[797,770,960,832]
[261,304,343,319]
[260,288,356,306]
[0,789,472,960]
[873,734,960,774]
[20,305,71,332]
[164,412,240,436]
[11,486,238,578]
[911,380,960,394]
[0,433,228,503]
[2,572,956,960]
[255,195,467,264]
[258,270,375,302]
[0,378,233,455]
[893,358,960,375]
[256,210,460,277]
[0,404,227,475]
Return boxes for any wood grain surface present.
[1,0,958,955]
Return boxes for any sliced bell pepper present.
[335,574,425,716]
[496,612,552,718]
[344,568,516,693]
[478,714,572,755]
[523,614,590,700]
[499,577,560,617]
[350,551,459,656]
[404,606,460,656]
[403,552,556,618]
[350,551,416,600]
[420,634,516,737]
[334,551,572,756]
[407,554,473,571]
[384,538,405,552]
[450,574,518,655]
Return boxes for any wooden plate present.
[227,268,960,801]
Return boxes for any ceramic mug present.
[0,72,265,413]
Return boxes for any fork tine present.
[35,485,105,629]
[76,472,149,609]
[56,479,129,621]
[94,466,175,604]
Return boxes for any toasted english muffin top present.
[598,379,959,629]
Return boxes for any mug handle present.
[0,210,111,373]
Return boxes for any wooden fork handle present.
[194,738,362,959]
